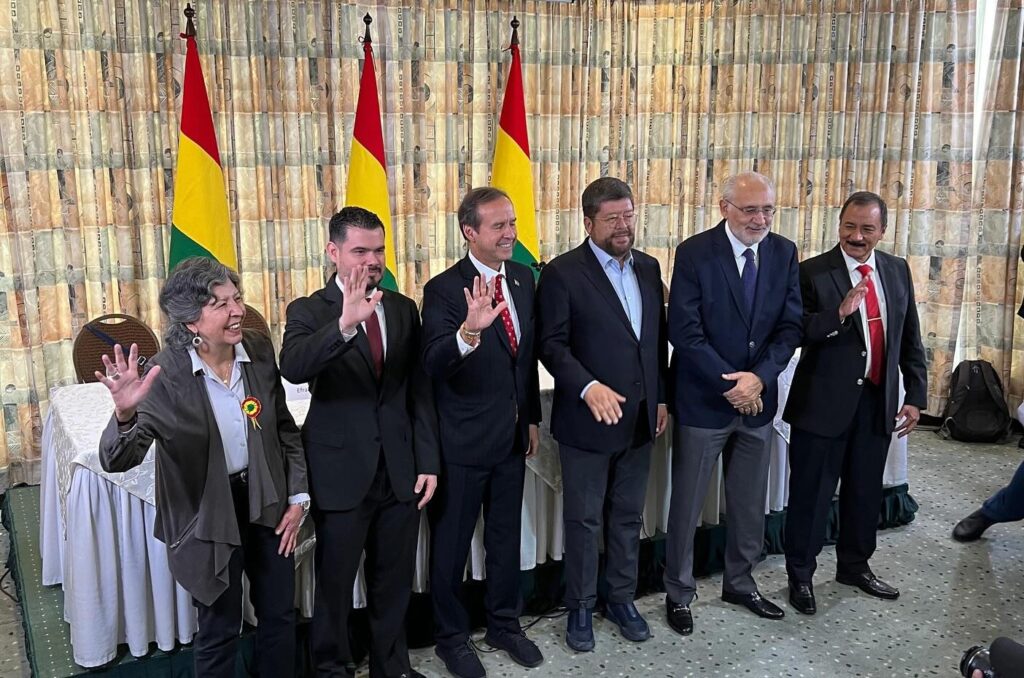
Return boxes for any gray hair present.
[721,171,776,202]
[160,256,241,350]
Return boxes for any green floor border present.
[3,483,917,676]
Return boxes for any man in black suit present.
[664,171,803,631]
[783,191,927,615]
[536,177,668,653]
[421,187,543,678]
[280,206,439,678]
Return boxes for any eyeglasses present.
[724,199,777,217]
[599,212,636,226]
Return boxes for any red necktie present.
[856,264,885,385]
[365,309,384,378]
[492,274,518,357]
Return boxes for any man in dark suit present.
[280,206,439,678]
[664,171,802,632]
[783,191,927,615]
[421,187,543,678]
[536,177,668,653]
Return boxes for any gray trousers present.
[560,441,653,609]
[664,418,773,604]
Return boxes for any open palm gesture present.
[95,343,162,422]
[339,265,384,333]
[463,275,507,333]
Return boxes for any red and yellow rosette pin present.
[241,396,262,430]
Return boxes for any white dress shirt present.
[337,275,388,356]
[841,248,888,379]
[456,251,521,356]
[723,224,761,275]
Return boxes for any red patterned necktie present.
[856,264,885,385]
[492,274,518,357]
[365,308,384,378]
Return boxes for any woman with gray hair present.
[97,256,309,678]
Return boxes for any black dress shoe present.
[435,641,486,678]
[721,590,785,619]
[788,581,816,615]
[953,509,995,542]
[835,572,900,600]
[484,630,544,668]
[665,596,694,635]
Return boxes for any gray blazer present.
[99,330,308,606]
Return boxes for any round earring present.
[191,332,202,347]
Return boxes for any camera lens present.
[960,646,994,678]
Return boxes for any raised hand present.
[94,343,162,422]
[339,265,384,334]
[463,275,507,333]
[839,274,871,320]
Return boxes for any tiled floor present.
[2,433,1022,677]
[0,503,30,678]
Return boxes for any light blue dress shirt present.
[189,344,309,505]
[588,238,643,339]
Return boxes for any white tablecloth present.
[39,358,908,667]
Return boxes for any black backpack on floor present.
[939,360,1011,443]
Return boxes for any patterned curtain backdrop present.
[976,0,1024,408]
[0,0,976,485]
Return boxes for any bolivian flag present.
[168,31,236,272]
[345,16,398,291]
[491,17,540,276]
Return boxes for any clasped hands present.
[723,371,763,417]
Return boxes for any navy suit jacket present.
[537,240,667,453]
[421,257,541,467]
[783,245,928,437]
[668,221,803,429]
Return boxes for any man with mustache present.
[664,171,802,632]
[783,191,927,615]
[537,177,668,652]
[421,187,543,678]
[280,206,439,678]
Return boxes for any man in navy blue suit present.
[664,171,802,633]
[421,187,543,678]
[537,177,668,653]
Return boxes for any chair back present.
[242,304,272,338]
[73,314,161,383]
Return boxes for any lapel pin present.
[513,278,520,287]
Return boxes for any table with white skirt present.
[39,357,908,668]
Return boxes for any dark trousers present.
[982,458,1024,523]
[193,478,296,678]
[311,460,419,678]
[430,450,525,649]
[785,381,891,583]
[559,439,653,609]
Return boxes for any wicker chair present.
[242,304,272,338]
[72,314,161,383]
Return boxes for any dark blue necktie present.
[741,248,757,315]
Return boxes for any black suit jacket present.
[421,257,541,467]
[783,245,928,437]
[279,277,440,511]
[537,240,668,452]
